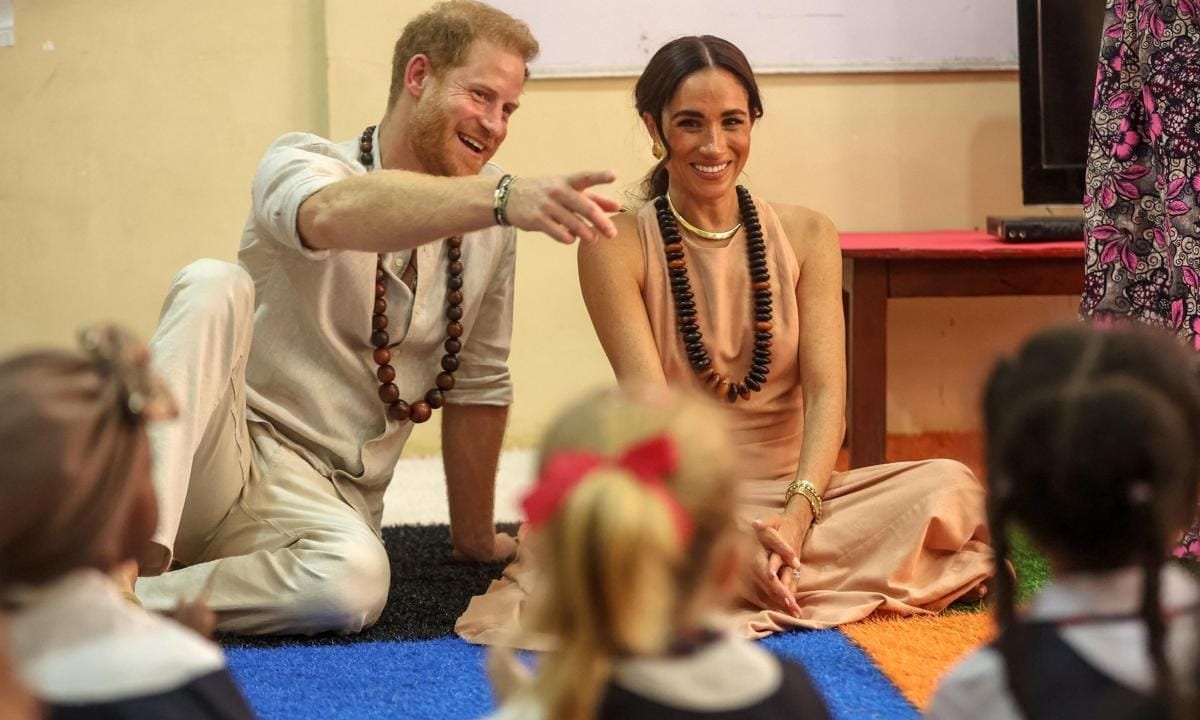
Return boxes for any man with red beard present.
[126,0,619,635]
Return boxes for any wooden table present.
[841,231,1084,468]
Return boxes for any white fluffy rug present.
[379,449,535,526]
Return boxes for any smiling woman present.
[634,38,762,227]
[457,36,995,649]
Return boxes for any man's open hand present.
[504,171,621,244]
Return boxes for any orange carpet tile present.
[833,432,993,708]
[841,612,996,710]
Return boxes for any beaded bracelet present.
[784,480,823,523]
[493,174,517,226]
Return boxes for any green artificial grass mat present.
[1010,529,1052,603]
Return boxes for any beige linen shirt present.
[237,128,515,528]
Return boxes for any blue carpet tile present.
[228,631,915,720]
[221,524,915,719]
[765,631,918,719]
[228,638,493,720]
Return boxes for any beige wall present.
[0,0,327,345]
[0,1,1078,455]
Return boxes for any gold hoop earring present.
[652,140,665,160]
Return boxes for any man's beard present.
[408,93,464,177]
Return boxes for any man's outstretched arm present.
[299,169,620,252]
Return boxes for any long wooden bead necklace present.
[360,124,462,424]
[654,185,773,403]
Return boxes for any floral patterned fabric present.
[1081,0,1200,560]
[1179,524,1200,560]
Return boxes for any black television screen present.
[1017,0,1108,205]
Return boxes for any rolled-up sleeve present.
[250,132,355,260]
[449,234,516,406]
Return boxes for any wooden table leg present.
[848,260,887,468]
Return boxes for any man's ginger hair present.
[387,0,539,110]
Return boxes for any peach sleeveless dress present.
[456,196,993,646]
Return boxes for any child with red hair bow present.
[482,387,831,720]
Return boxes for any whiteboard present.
[491,0,1018,77]
[0,0,12,47]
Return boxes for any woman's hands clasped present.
[747,506,815,617]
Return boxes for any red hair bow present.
[521,434,694,542]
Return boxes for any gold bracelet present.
[784,480,822,523]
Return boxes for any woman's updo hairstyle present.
[634,35,763,200]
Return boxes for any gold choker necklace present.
[666,192,741,241]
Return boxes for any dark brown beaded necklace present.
[360,124,463,424]
[654,185,772,404]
